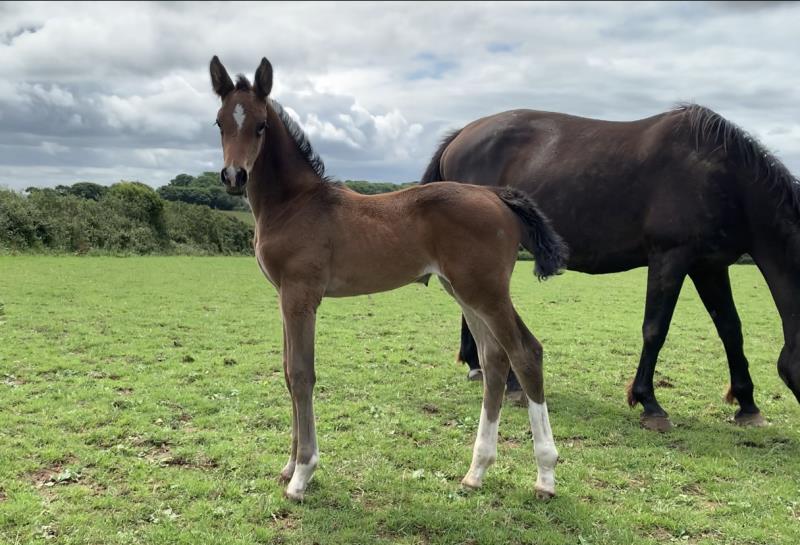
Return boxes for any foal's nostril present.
[220,168,228,186]
[236,169,248,187]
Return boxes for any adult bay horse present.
[421,105,800,431]
[209,56,568,501]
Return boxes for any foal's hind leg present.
[459,308,509,489]
[452,281,558,498]
[495,310,559,499]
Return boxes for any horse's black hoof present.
[734,410,767,427]
[640,413,672,432]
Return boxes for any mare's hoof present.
[467,369,483,382]
[734,411,767,427]
[284,488,305,502]
[534,485,555,500]
[460,475,482,490]
[505,389,528,408]
[640,414,673,432]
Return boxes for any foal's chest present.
[256,251,278,288]
[254,234,285,288]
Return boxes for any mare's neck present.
[745,177,800,345]
[246,105,322,222]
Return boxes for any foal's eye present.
[256,121,267,136]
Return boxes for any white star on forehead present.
[233,104,246,132]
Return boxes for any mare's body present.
[422,106,800,430]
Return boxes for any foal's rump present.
[399,182,567,282]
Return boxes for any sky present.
[0,1,798,190]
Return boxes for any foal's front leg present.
[281,288,321,501]
[279,322,299,482]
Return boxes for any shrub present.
[164,201,253,255]
[0,189,47,251]
[0,184,253,255]
[157,172,249,211]
[102,182,169,251]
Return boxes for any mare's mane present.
[676,103,800,218]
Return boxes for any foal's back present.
[320,182,522,297]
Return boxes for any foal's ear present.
[254,57,273,100]
[210,55,234,99]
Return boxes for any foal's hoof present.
[467,369,483,382]
[284,487,305,502]
[505,389,528,408]
[279,461,296,482]
[534,485,556,500]
[460,475,482,490]
[734,411,767,427]
[640,414,673,432]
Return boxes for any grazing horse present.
[422,106,800,431]
[209,56,568,501]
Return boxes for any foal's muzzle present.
[220,167,247,194]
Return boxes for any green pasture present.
[0,257,798,544]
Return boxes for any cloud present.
[40,141,68,155]
[0,1,798,191]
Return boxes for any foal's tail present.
[493,187,569,280]
[420,128,463,184]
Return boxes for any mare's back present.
[442,109,683,190]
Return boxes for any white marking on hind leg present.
[285,450,318,501]
[462,404,498,489]
[527,399,558,497]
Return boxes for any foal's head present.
[210,56,273,195]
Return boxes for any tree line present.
[1,175,418,255]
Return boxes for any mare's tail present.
[420,128,463,184]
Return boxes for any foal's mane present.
[269,99,332,182]
[675,103,800,217]
[235,74,331,182]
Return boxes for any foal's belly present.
[324,258,437,298]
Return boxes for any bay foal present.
[209,56,568,501]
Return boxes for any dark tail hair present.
[420,128,463,184]
[492,187,569,279]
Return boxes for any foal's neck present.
[246,105,323,222]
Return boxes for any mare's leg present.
[281,286,322,501]
[689,266,765,426]
[459,308,509,489]
[628,250,691,431]
[279,321,300,481]
[459,316,483,381]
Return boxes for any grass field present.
[1,257,798,545]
